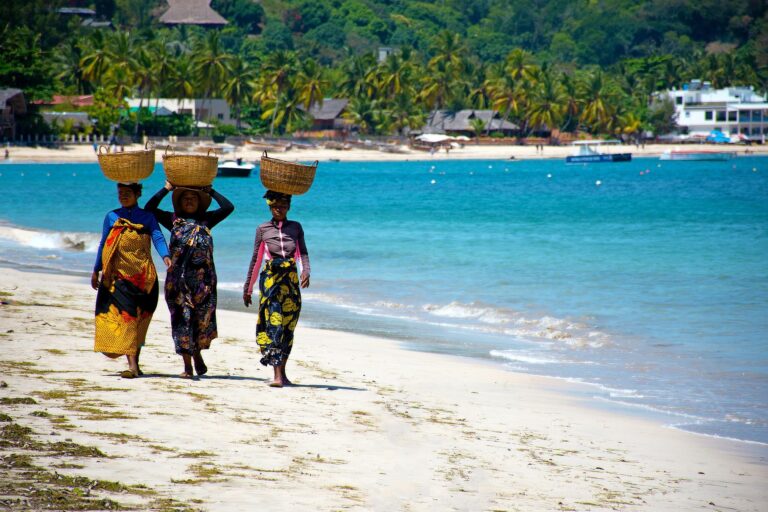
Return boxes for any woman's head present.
[264,190,291,221]
[117,183,142,208]
[172,188,211,217]
[179,190,200,215]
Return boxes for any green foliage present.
[138,110,195,137]
[0,26,56,101]
[212,0,265,34]
[88,89,126,136]
[647,97,679,136]
[4,0,767,140]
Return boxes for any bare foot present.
[268,380,284,388]
[120,370,137,379]
[179,371,194,379]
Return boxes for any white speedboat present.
[217,159,255,177]
[566,140,632,163]
[659,150,736,161]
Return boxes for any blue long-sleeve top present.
[93,206,170,272]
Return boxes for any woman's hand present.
[164,180,174,191]
[163,257,172,268]
[300,273,310,289]
[243,292,252,307]
[91,271,100,290]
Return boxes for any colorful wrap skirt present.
[165,218,218,355]
[94,219,159,357]
[256,258,301,367]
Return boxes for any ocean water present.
[1,156,767,444]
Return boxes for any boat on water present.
[659,150,736,161]
[217,159,255,177]
[565,140,632,164]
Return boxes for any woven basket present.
[97,143,155,183]
[260,151,318,195]
[162,147,218,187]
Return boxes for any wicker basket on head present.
[162,146,218,187]
[260,151,318,195]
[97,142,155,183]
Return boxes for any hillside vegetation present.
[1,0,765,138]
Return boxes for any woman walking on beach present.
[243,191,310,387]
[93,183,171,378]
[145,181,234,378]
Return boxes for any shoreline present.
[3,141,767,164]
[1,258,766,449]
[1,267,766,510]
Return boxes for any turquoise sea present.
[1,156,767,444]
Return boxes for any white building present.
[655,80,768,139]
[126,98,234,126]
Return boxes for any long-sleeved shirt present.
[144,188,234,231]
[93,206,169,272]
[244,219,310,295]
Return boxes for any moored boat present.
[659,150,736,161]
[565,140,632,163]
[217,159,255,177]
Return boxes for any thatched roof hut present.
[422,110,518,136]
[159,0,227,26]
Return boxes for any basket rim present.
[261,150,318,168]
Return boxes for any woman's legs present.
[180,353,193,378]
[269,357,291,387]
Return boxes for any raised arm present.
[204,188,235,229]
[144,186,174,231]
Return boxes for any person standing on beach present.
[92,183,171,378]
[145,181,234,378]
[243,191,310,387]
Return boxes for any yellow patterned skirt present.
[94,219,159,357]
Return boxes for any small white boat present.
[566,140,632,163]
[217,159,255,177]
[659,150,736,161]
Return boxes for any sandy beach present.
[3,141,766,164]
[1,267,766,511]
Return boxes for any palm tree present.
[384,88,426,136]
[223,56,257,130]
[79,31,111,85]
[132,45,157,139]
[469,117,486,142]
[192,31,233,130]
[56,39,89,94]
[260,51,297,136]
[527,70,566,135]
[579,70,620,134]
[420,31,467,112]
[505,48,537,82]
[296,58,328,110]
[342,96,380,135]
[338,53,377,100]
[260,83,307,135]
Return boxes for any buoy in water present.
[595,180,602,186]
[547,173,552,179]
[430,179,436,184]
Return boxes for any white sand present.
[3,141,765,164]
[0,268,766,511]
